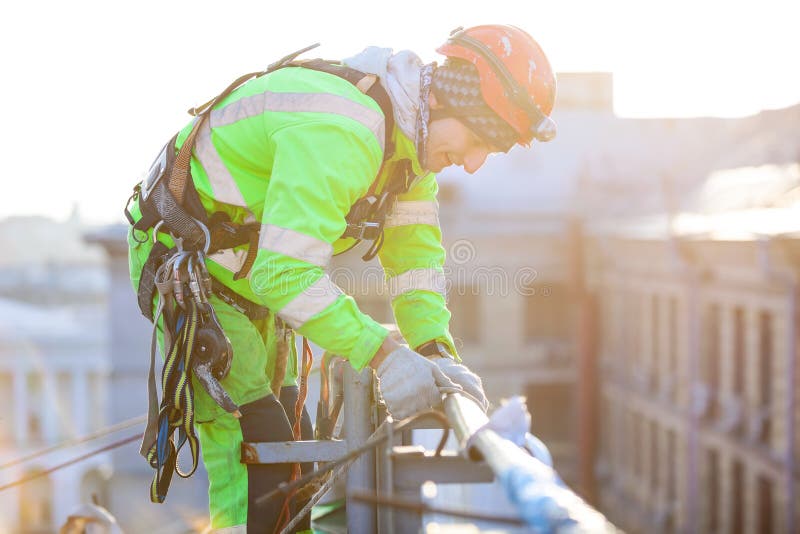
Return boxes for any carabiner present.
[152,220,166,244]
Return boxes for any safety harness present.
[140,235,239,503]
[125,45,419,503]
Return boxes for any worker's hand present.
[429,357,489,412]
[376,346,463,419]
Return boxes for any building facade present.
[588,221,800,533]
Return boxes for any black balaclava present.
[430,58,518,152]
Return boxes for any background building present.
[0,216,112,534]
[587,167,800,533]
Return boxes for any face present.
[425,117,499,174]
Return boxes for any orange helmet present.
[437,25,557,146]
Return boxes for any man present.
[126,24,556,532]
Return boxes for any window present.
[0,372,13,445]
[706,449,720,533]
[27,373,44,443]
[758,311,773,444]
[524,382,574,443]
[732,307,745,396]
[668,297,678,400]
[666,430,676,501]
[88,373,106,433]
[611,291,621,359]
[447,285,481,343]
[757,475,774,534]
[522,283,570,342]
[731,460,744,534]
[652,294,660,391]
[650,421,659,491]
[632,413,642,479]
[628,292,642,371]
[600,398,612,461]
[702,304,721,419]
[56,371,74,440]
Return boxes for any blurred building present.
[588,165,800,533]
[0,216,111,534]
[0,216,208,534]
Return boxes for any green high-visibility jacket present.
[130,65,456,371]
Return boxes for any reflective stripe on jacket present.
[173,65,456,369]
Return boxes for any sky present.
[0,0,797,224]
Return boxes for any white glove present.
[430,357,489,412]
[376,346,463,419]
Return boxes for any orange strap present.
[294,338,313,440]
[274,338,314,534]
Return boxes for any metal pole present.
[376,421,395,533]
[343,365,376,533]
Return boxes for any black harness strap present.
[127,52,429,504]
[341,159,416,261]
[126,56,400,249]
[210,278,270,321]
[136,240,269,324]
[137,241,170,322]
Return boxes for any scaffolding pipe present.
[443,393,612,533]
[343,365,377,533]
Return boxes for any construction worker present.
[125,24,556,533]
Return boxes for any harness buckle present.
[140,141,170,202]
[347,221,381,241]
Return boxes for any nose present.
[463,148,489,174]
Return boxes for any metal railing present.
[248,361,617,533]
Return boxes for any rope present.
[0,433,142,493]
[278,453,358,534]
[0,414,146,471]
[144,297,201,504]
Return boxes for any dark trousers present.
[239,386,314,531]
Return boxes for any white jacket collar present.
[343,47,422,142]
